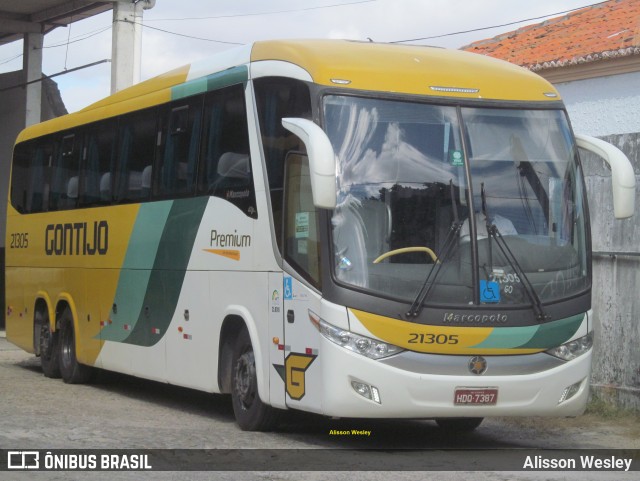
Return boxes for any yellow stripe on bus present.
[350,308,543,355]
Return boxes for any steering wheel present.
[373,247,439,264]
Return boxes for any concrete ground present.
[1,331,638,480]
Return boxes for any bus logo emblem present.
[468,356,488,375]
[7,451,39,469]
[285,353,316,400]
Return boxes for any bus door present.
[280,152,324,413]
[282,276,323,413]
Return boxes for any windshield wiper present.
[480,183,549,323]
[406,180,462,318]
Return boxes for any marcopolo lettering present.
[45,221,109,256]
[210,229,251,248]
[443,312,508,324]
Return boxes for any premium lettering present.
[45,221,108,256]
[210,229,251,248]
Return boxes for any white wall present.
[556,71,640,137]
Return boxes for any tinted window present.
[157,100,203,198]
[283,153,322,288]
[115,108,157,203]
[82,120,117,206]
[50,134,79,210]
[10,142,33,213]
[198,84,256,218]
[254,77,311,249]
[10,138,56,213]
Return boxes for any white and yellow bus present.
[6,40,635,431]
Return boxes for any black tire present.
[37,310,61,379]
[435,417,483,432]
[58,308,94,384]
[231,328,279,431]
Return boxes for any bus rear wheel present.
[435,417,483,432]
[58,308,94,384]
[231,328,279,431]
[37,310,61,379]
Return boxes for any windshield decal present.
[449,149,464,166]
[480,280,501,303]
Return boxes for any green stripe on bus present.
[172,65,248,100]
[99,202,173,342]
[123,202,174,268]
[471,324,539,349]
[471,313,585,350]
[172,77,208,100]
[123,196,209,346]
[516,314,584,349]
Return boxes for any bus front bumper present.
[317,337,591,419]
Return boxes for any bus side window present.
[17,140,52,213]
[253,77,312,252]
[10,142,32,213]
[156,99,202,198]
[198,84,256,218]
[49,134,79,211]
[115,108,158,203]
[82,121,117,207]
[283,152,321,288]
[33,141,55,212]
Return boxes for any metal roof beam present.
[30,1,110,25]
[0,18,42,34]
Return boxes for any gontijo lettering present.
[45,221,108,256]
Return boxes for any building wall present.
[0,71,28,249]
[556,70,640,137]
[557,73,640,411]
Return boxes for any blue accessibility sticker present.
[283,277,293,300]
[480,280,500,303]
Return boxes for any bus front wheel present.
[58,308,94,384]
[231,328,279,431]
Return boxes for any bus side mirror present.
[282,118,337,210]
[575,134,635,219]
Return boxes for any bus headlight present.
[309,311,403,360]
[546,331,593,361]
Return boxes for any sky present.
[0,0,599,113]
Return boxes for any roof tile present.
[462,0,640,70]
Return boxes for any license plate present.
[454,388,498,405]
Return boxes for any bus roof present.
[17,39,561,142]
[250,40,560,102]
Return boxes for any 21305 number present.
[10,232,29,249]
[407,333,459,345]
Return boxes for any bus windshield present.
[324,95,589,309]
